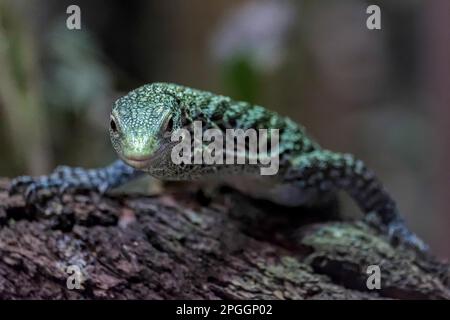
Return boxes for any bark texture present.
[0,178,449,300]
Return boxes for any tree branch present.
[0,178,448,299]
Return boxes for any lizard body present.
[10,83,428,251]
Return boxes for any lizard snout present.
[119,135,159,169]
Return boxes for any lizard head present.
[109,83,184,170]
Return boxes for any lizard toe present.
[9,175,34,195]
[10,174,65,203]
[24,183,40,203]
[388,222,429,253]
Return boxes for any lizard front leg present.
[9,159,144,201]
[284,150,428,252]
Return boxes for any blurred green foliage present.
[222,56,260,104]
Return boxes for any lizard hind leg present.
[284,150,429,252]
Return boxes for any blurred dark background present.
[0,0,449,258]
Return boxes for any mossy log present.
[0,178,448,299]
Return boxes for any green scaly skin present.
[10,83,428,252]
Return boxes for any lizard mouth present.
[120,143,173,170]
[122,155,154,169]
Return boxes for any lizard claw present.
[98,182,110,194]
[24,182,39,202]
[58,182,71,195]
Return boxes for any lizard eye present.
[162,116,174,138]
[110,117,118,133]
[165,116,174,132]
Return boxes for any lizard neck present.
[141,83,321,179]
